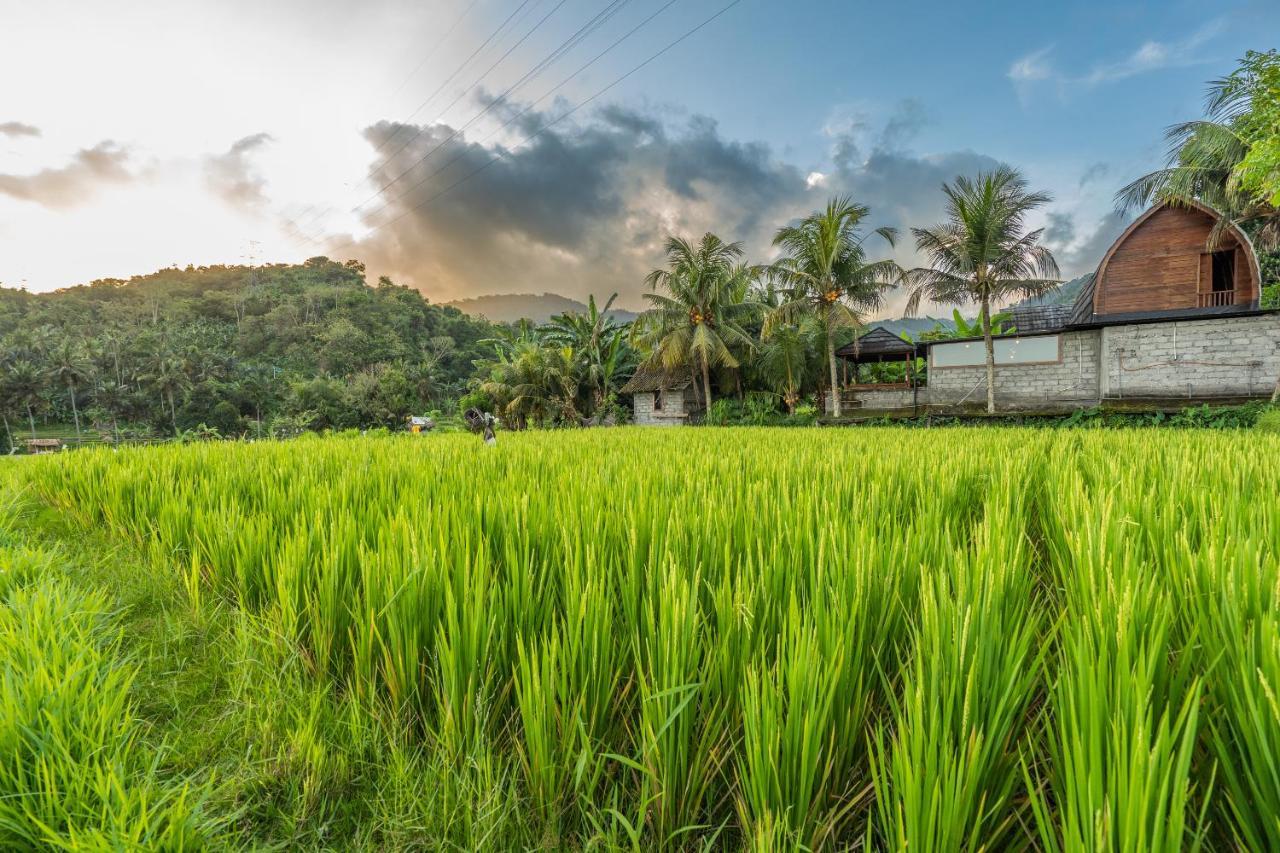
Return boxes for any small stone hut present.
[621,366,704,426]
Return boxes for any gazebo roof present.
[835,327,919,362]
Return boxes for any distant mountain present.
[870,316,954,338]
[444,292,639,324]
[1009,274,1092,310]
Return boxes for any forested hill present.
[446,292,640,324]
[0,258,498,439]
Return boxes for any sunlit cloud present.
[0,142,134,209]
[0,121,41,139]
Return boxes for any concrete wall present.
[826,388,917,414]
[925,330,1101,411]
[632,388,701,426]
[1098,313,1280,399]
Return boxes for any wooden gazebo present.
[834,327,922,390]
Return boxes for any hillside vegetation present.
[0,258,496,440]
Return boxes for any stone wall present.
[633,388,701,426]
[1098,314,1280,399]
[826,388,918,414]
[925,330,1101,411]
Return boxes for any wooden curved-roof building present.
[1085,199,1261,321]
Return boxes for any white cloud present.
[805,171,827,189]
[1008,47,1054,84]
[1010,19,1227,99]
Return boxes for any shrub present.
[1256,406,1280,433]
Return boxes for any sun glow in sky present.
[2,0,1278,313]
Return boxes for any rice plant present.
[9,426,1280,848]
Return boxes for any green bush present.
[1256,407,1280,433]
[704,399,739,426]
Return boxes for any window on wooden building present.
[1211,250,1236,293]
[653,391,663,411]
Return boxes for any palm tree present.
[478,340,581,429]
[1118,53,1280,249]
[4,359,44,439]
[638,234,760,409]
[756,316,819,413]
[542,293,633,411]
[144,354,190,435]
[905,167,1060,414]
[766,198,902,417]
[50,340,92,438]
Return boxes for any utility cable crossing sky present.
[285,0,670,248]
[290,0,746,256]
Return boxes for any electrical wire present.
[324,0,744,257]
[287,0,638,246]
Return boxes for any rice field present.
[5,427,1280,849]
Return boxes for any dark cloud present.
[205,133,274,210]
[0,121,40,139]
[877,98,929,152]
[1044,209,1132,277]
[335,107,807,305]
[329,99,1069,313]
[0,141,131,208]
[1078,161,1109,188]
[1044,211,1077,247]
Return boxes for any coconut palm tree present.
[478,340,581,429]
[638,234,761,409]
[905,167,1060,415]
[766,198,902,417]
[542,293,634,411]
[143,353,190,436]
[756,316,820,413]
[3,359,44,439]
[1118,52,1280,249]
[50,339,92,438]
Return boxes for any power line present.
[326,0,745,257]
[288,0,590,244]
[282,0,484,233]
[282,0,542,239]
[387,0,484,101]
[347,0,663,232]
[353,0,637,216]
[377,0,574,169]
[372,0,541,159]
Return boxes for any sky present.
[2,0,1278,315]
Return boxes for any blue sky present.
[625,0,1278,207]
[1,0,1277,311]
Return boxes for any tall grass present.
[0,498,221,848]
[13,427,1280,847]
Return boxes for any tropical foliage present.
[636,234,761,408]
[470,306,639,429]
[766,198,902,417]
[0,258,496,445]
[905,167,1060,413]
[1120,49,1280,249]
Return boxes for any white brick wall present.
[826,388,917,414]
[1099,314,1280,399]
[633,388,701,426]
[925,330,1101,410]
